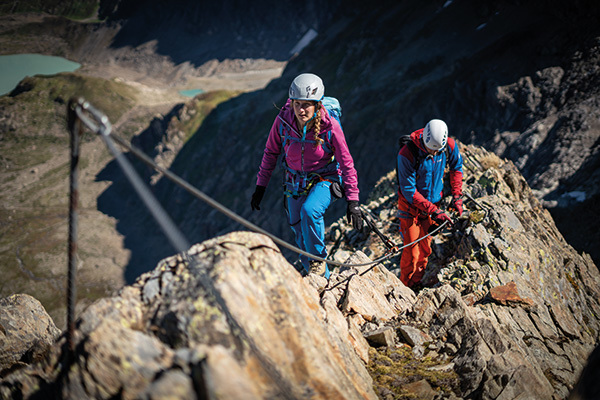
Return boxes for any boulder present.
[0,232,379,399]
[0,294,60,375]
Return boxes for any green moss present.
[367,347,459,399]
[177,90,241,142]
[1,73,137,142]
[470,210,486,224]
[477,175,496,189]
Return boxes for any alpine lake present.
[0,53,81,96]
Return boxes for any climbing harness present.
[66,98,450,275]
[277,113,340,198]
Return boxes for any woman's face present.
[292,100,316,127]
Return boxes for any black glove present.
[432,209,453,225]
[346,200,363,230]
[450,195,463,216]
[251,185,266,211]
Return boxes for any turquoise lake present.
[179,89,205,97]
[0,54,81,96]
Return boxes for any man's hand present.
[450,195,463,216]
[251,185,266,211]
[432,209,453,225]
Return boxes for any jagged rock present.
[403,379,437,400]
[488,281,535,307]
[0,294,60,375]
[0,232,378,399]
[365,327,396,348]
[398,325,432,348]
[337,251,416,322]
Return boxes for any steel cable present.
[69,98,448,270]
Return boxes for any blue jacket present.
[397,128,463,215]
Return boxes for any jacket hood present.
[410,128,428,153]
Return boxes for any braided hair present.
[312,101,324,147]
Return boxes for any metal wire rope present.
[68,98,300,398]
[70,98,448,270]
[110,125,449,267]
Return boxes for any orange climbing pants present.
[398,208,434,288]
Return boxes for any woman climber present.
[250,73,363,278]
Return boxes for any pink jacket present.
[256,99,360,201]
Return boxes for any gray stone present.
[364,326,396,347]
[0,294,60,373]
[398,325,432,347]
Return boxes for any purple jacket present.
[256,99,360,201]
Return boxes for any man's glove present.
[450,195,463,216]
[346,200,363,230]
[432,209,453,225]
[251,185,266,211]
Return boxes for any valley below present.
[0,12,286,328]
[2,1,600,335]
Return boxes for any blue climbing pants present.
[286,180,333,278]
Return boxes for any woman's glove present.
[346,201,363,230]
[251,185,266,211]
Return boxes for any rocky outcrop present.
[1,144,599,399]
[326,143,600,399]
[0,232,380,399]
[0,294,60,376]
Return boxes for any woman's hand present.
[251,185,266,211]
[346,201,363,230]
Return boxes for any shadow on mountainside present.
[96,157,178,283]
[95,0,600,283]
[95,105,189,283]
[99,0,348,67]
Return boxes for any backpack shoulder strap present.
[398,135,422,169]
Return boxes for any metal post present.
[66,98,83,353]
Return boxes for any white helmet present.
[289,73,324,101]
[423,119,448,151]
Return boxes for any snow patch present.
[289,29,318,55]
[564,191,586,202]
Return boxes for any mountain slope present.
[1,143,599,399]
[2,0,600,327]
[148,0,600,269]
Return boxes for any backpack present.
[321,96,343,129]
[398,135,422,170]
[396,134,450,188]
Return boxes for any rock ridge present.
[1,143,600,399]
